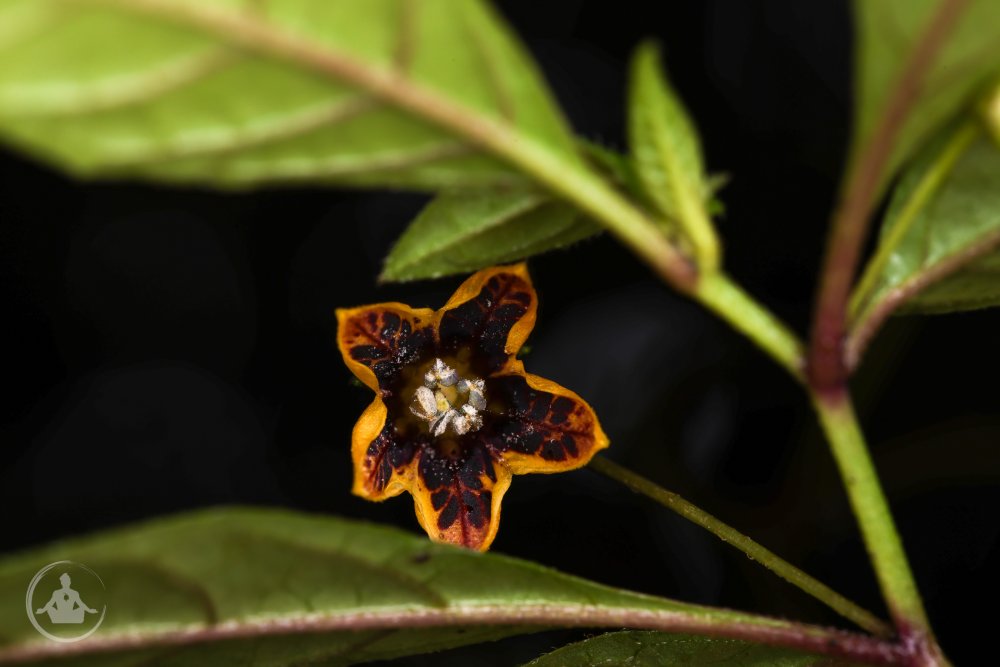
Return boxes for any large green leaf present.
[0,507,861,666]
[524,631,857,667]
[627,42,718,268]
[0,0,582,189]
[381,187,601,282]
[848,127,1000,365]
[850,0,1000,194]
[0,0,698,292]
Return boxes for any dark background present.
[1,1,997,664]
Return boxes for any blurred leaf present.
[0,0,582,189]
[901,252,1000,312]
[705,172,729,216]
[984,78,1000,144]
[524,631,855,667]
[850,127,1000,362]
[850,0,1000,194]
[627,42,718,268]
[857,129,1000,314]
[581,139,728,219]
[382,187,600,281]
[0,507,818,666]
[579,139,642,196]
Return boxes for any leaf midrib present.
[637,87,689,217]
[0,601,870,666]
[87,0,541,166]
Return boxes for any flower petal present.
[351,397,422,501]
[438,263,537,373]
[411,444,512,551]
[336,303,435,391]
[487,372,610,474]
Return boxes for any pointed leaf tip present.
[381,188,600,282]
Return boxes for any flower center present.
[410,358,486,437]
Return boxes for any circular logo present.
[25,561,106,642]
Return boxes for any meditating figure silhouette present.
[34,573,97,624]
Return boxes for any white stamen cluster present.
[410,358,486,437]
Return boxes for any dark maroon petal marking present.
[344,310,434,390]
[461,489,487,529]
[364,422,419,493]
[437,496,460,530]
[418,444,497,534]
[439,274,533,372]
[431,489,450,510]
[484,375,595,464]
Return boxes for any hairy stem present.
[589,456,892,637]
[811,395,930,638]
[695,272,805,383]
[806,0,969,392]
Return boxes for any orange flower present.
[336,263,610,551]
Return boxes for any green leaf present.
[579,139,642,196]
[0,0,694,292]
[627,42,719,268]
[381,187,600,282]
[580,139,731,217]
[849,126,1000,363]
[850,0,1000,194]
[0,0,581,190]
[984,78,1000,144]
[0,507,845,666]
[524,631,857,667]
[885,133,1000,315]
[906,250,1000,311]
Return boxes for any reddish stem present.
[807,0,969,392]
[0,605,905,666]
[897,621,952,667]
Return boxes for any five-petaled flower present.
[336,263,609,551]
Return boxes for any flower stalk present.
[589,455,891,637]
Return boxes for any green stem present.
[849,120,980,323]
[694,271,805,383]
[589,456,892,637]
[812,395,930,636]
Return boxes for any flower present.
[336,263,609,551]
